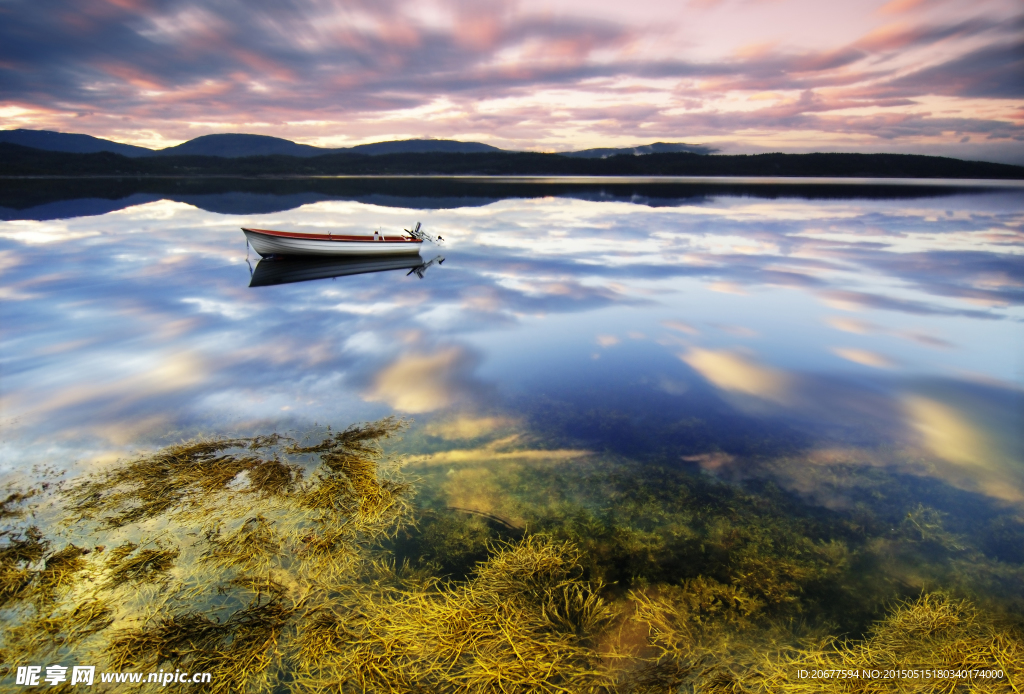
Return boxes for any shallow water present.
[1,177,1023,688]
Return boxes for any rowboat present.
[248,254,444,287]
[242,222,435,257]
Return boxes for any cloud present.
[661,319,699,335]
[405,434,589,467]
[883,40,1024,99]
[830,249,1024,309]
[363,346,483,413]
[712,324,758,338]
[825,316,954,349]
[680,348,792,403]
[877,0,927,15]
[818,289,1000,319]
[708,281,747,295]
[404,430,591,527]
[1,350,209,428]
[684,383,1024,510]
[825,316,874,334]
[0,0,1021,160]
[904,393,1024,504]
[423,414,517,440]
[831,347,897,368]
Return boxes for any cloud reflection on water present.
[681,348,793,405]
[423,414,517,440]
[364,346,485,414]
[0,184,1021,512]
[675,343,1024,505]
[903,390,1024,505]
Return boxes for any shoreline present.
[3,174,1024,186]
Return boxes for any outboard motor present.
[404,222,442,245]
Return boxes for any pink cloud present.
[0,0,1020,162]
[877,0,928,15]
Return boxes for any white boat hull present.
[243,228,423,257]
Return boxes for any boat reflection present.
[248,254,445,287]
[407,254,444,279]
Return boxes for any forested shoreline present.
[3,142,1022,179]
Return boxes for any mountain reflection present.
[0,184,1021,516]
[2,176,1018,221]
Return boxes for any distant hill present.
[1,129,509,158]
[1,129,730,161]
[0,129,153,158]
[152,133,327,158]
[347,139,502,155]
[159,135,503,157]
[2,141,1022,179]
[563,142,718,158]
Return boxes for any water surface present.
[1,177,1022,688]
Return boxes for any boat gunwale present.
[242,227,423,244]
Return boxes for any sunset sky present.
[1,0,1022,162]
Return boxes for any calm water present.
[1,177,1023,688]
[3,179,1021,485]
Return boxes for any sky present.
[0,0,1022,162]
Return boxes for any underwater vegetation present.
[409,444,1024,630]
[760,593,1024,692]
[2,418,1023,692]
[629,590,1023,693]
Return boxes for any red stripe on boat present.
[242,228,422,243]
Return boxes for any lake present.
[2,177,1022,691]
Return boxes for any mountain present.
[1,129,508,158]
[0,129,720,160]
[151,133,329,158]
[3,142,1022,179]
[346,139,503,155]
[562,142,718,158]
[155,135,504,157]
[0,129,154,157]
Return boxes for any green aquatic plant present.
[1,419,414,687]
[1,419,621,693]
[627,575,772,691]
[1,490,49,610]
[35,545,92,602]
[1,490,38,521]
[757,593,1024,693]
[0,527,48,608]
[630,587,1024,693]
[3,599,114,660]
[65,436,305,528]
[104,542,179,589]
[202,516,281,574]
[512,461,856,628]
[390,509,503,580]
[4,416,1024,693]
[634,576,765,637]
[108,589,294,694]
[288,535,617,694]
[542,579,615,639]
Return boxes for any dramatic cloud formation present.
[0,0,1021,161]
